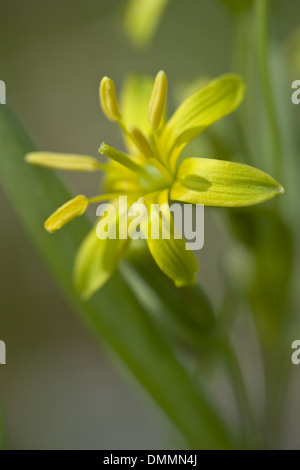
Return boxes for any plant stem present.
[220,338,263,449]
[255,0,282,180]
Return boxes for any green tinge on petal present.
[140,190,198,287]
[161,74,245,169]
[74,203,130,299]
[124,0,169,48]
[25,152,103,171]
[171,158,284,207]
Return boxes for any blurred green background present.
[0,0,300,449]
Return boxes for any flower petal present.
[25,152,103,171]
[124,0,169,48]
[171,158,284,207]
[120,74,154,153]
[74,201,130,299]
[140,190,198,287]
[161,75,245,170]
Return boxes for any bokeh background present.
[0,0,300,449]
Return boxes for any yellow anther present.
[130,126,155,159]
[100,77,122,122]
[25,152,102,172]
[44,195,88,233]
[148,70,167,130]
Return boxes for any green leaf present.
[0,105,233,449]
[220,0,253,13]
[126,243,216,345]
[0,406,4,450]
[161,75,245,170]
[171,158,284,207]
[227,207,294,342]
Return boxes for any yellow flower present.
[26,71,284,298]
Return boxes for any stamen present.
[99,143,146,175]
[130,126,155,159]
[25,152,104,172]
[45,195,88,233]
[148,70,167,130]
[100,77,122,122]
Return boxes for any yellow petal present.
[25,152,102,171]
[120,74,154,153]
[171,158,284,207]
[140,190,198,286]
[124,0,169,48]
[161,74,245,170]
[45,195,88,233]
[74,201,131,298]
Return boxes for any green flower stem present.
[126,245,216,333]
[0,405,5,450]
[255,0,282,180]
[127,248,261,449]
[219,339,263,449]
[232,8,257,167]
